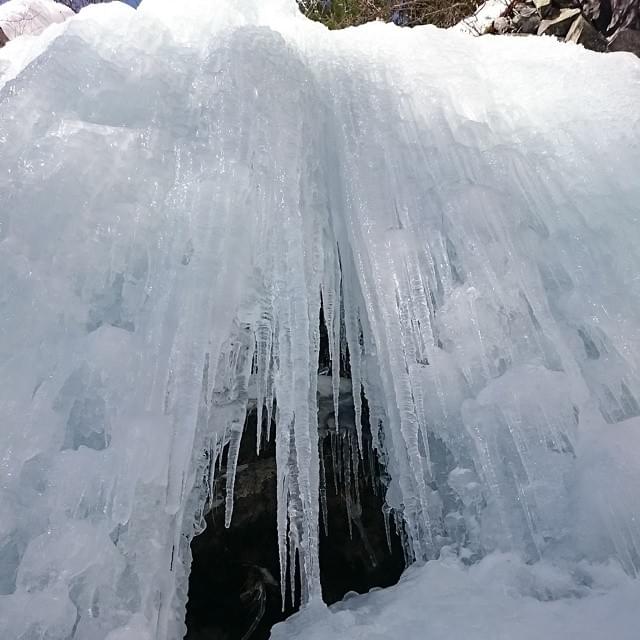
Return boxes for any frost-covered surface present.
[273,553,640,639]
[1,0,640,639]
[0,0,73,40]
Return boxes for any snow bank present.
[1,0,640,638]
[273,553,640,639]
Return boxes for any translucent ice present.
[1,0,640,638]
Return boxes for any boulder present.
[519,15,543,33]
[514,8,542,33]
[493,16,515,34]
[609,27,640,56]
[538,7,582,36]
[566,14,609,50]
[0,27,8,48]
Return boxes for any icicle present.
[224,423,243,528]
[343,435,354,539]
[330,432,339,494]
[322,240,342,435]
[319,442,329,537]
[383,503,393,554]
[351,433,361,509]
[255,308,274,454]
[275,407,289,611]
[288,524,298,609]
[343,272,365,453]
[331,282,341,433]
[266,380,275,443]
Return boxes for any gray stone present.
[514,2,537,15]
[538,7,582,36]
[514,5,540,19]
[493,16,515,34]
[516,13,543,33]
[524,15,544,32]
[609,28,640,57]
[565,15,609,50]
[512,5,541,34]
[0,27,8,49]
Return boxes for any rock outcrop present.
[485,0,640,55]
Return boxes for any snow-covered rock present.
[457,0,640,56]
[452,0,510,34]
[0,0,73,41]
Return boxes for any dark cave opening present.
[184,310,406,640]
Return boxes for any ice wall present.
[1,1,640,638]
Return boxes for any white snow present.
[0,0,73,40]
[272,553,640,639]
[0,0,76,87]
[1,0,640,638]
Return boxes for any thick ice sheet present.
[1,1,640,638]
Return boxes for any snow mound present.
[273,553,640,639]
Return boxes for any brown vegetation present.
[299,0,483,29]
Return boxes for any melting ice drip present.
[1,1,640,639]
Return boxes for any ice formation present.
[1,0,640,638]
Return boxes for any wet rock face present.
[184,388,406,640]
[185,423,283,640]
[318,424,407,606]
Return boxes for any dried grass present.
[299,0,483,29]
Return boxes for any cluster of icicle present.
[2,1,640,639]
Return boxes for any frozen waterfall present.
[1,0,640,638]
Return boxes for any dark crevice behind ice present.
[1,1,640,639]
